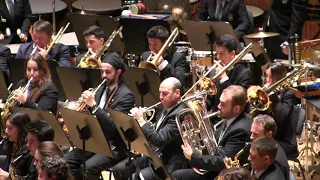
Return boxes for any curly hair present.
[218,167,254,180]
[40,156,73,180]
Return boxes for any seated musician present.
[15,20,72,67]
[64,54,135,179]
[9,52,58,114]
[171,85,251,180]
[140,26,187,86]
[248,136,285,180]
[250,115,290,180]
[0,0,32,43]
[0,43,10,85]
[217,167,254,180]
[0,112,33,179]
[258,62,297,156]
[112,77,189,180]
[195,0,250,39]
[206,34,252,112]
[38,156,71,180]
[33,141,64,169]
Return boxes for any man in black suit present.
[0,43,10,85]
[140,26,186,86]
[264,0,308,61]
[206,34,252,112]
[250,114,291,180]
[172,85,252,180]
[195,0,250,39]
[112,77,189,180]
[64,53,135,179]
[16,20,72,67]
[249,136,285,180]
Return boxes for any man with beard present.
[64,53,135,179]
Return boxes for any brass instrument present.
[248,66,308,113]
[224,142,251,168]
[78,26,123,68]
[176,92,220,175]
[44,22,70,58]
[1,77,33,129]
[138,27,179,74]
[182,43,253,98]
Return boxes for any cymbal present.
[245,32,280,39]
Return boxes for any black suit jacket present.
[141,102,189,173]
[16,42,72,67]
[0,0,32,38]
[274,143,290,180]
[195,0,250,38]
[257,163,286,180]
[5,148,34,180]
[190,112,252,173]
[15,79,58,114]
[0,43,10,71]
[141,49,187,86]
[92,82,135,158]
[207,63,252,111]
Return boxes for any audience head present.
[159,77,182,109]
[146,26,170,53]
[251,115,277,141]
[215,34,238,65]
[34,141,63,169]
[38,156,72,180]
[32,20,52,48]
[217,167,254,180]
[83,25,105,53]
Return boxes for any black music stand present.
[58,108,113,179]
[107,108,171,180]
[123,67,161,107]
[10,107,72,147]
[120,18,171,55]
[56,67,101,101]
[68,13,123,52]
[0,71,8,102]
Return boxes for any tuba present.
[1,77,33,129]
[248,66,308,113]
[176,92,220,174]
[78,26,123,68]
[138,28,179,74]
[224,142,251,169]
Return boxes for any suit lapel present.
[222,0,232,20]
[0,0,10,19]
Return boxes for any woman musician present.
[0,112,33,180]
[9,52,58,114]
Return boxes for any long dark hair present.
[4,112,31,157]
[25,52,51,102]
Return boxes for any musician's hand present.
[281,41,289,55]
[182,141,193,160]
[19,33,28,42]
[130,107,144,121]
[0,34,4,40]
[156,55,164,66]
[13,89,27,104]
[215,62,227,79]
[36,46,46,58]
[0,168,9,179]
[81,90,96,107]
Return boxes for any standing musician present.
[140,26,187,86]
[64,54,135,179]
[171,85,252,180]
[0,0,32,43]
[195,0,250,39]
[206,34,252,112]
[15,20,72,67]
[248,136,285,180]
[8,52,58,114]
[112,77,189,180]
[0,112,33,180]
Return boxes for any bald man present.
[113,77,189,180]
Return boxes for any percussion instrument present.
[72,0,122,14]
[246,32,280,39]
[30,0,67,15]
[246,5,264,18]
[192,50,215,67]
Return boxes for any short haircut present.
[218,167,254,180]
[252,136,278,162]
[146,26,169,42]
[25,120,55,142]
[223,85,247,111]
[40,156,70,180]
[253,115,277,137]
[216,34,238,53]
[267,62,287,80]
[33,20,52,36]
[83,25,105,39]
[171,78,182,94]
[38,141,63,158]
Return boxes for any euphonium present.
[138,28,179,74]
[1,77,33,128]
[248,66,308,112]
[224,142,251,169]
[78,26,123,68]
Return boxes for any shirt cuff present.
[158,60,168,71]
[220,76,229,84]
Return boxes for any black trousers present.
[64,148,125,179]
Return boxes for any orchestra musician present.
[33,141,64,169]
[140,26,187,86]
[0,112,33,180]
[171,85,252,180]
[0,43,10,85]
[15,20,72,67]
[38,156,72,180]
[10,52,58,114]
[195,0,250,39]
[112,77,189,180]
[64,54,135,179]
[0,0,32,43]
[217,167,254,180]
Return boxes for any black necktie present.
[6,0,14,19]
[215,0,224,21]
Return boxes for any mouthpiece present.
[0,137,8,145]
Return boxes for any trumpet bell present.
[199,77,217,95]
[247,86,270,111]
[138,61,160,74]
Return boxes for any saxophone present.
[224,142,251,169]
